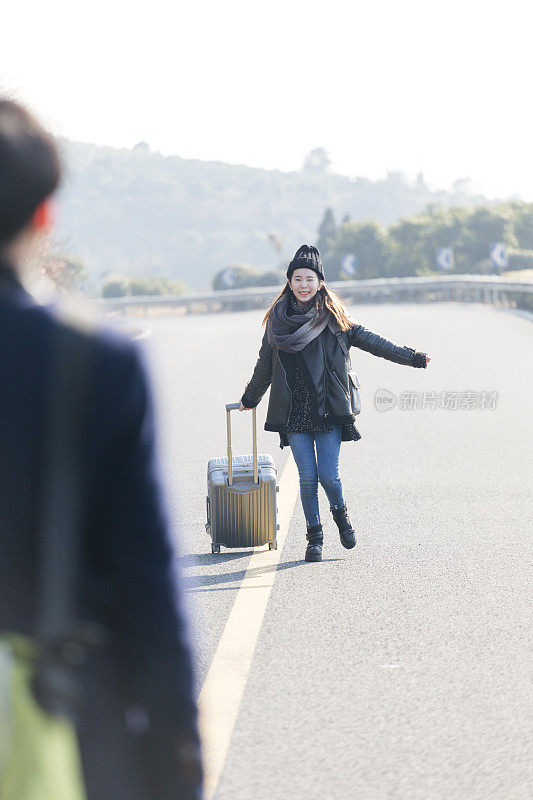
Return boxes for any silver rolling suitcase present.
[206,403,279,553]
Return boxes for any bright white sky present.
[3,0,531,199]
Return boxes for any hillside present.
[54,140,491,289]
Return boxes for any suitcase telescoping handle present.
[225,403,258,486]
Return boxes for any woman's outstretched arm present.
[348,323,429,367]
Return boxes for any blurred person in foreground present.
[0,97,203,799]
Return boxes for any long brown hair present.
[262,282,357,331]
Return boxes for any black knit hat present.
[287,244,325,282]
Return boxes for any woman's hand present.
[426,355,431,366]
[239,402,251,411]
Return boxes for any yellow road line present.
[198,454,299,799]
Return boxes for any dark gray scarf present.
[267,291,337,353]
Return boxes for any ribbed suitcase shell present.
[206,453,278,549]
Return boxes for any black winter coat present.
[241,319,427,432]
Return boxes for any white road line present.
[198,454,299,800]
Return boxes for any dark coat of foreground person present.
[0,262,203,800]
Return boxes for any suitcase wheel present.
[211,543,221,554]
[268,540,278,551]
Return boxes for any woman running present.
[239,244,430,562]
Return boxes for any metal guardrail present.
[95,274,533,314]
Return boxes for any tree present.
[331,221,392,280]
[457,206,518,271]
[316,207,337,258]
[452,178,472,195]
[129,277,187,295]
[513,203,533,249]
[303,147,331,173]
[416,172,427,192]
[254,270,285,287]
[102,276,130,298]
[212,264,260,291]
[101,275,188,298]
[314,201,533,280]
[42,252,87,291]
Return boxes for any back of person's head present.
[0,97,62,249]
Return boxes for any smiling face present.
[288,268,323,302]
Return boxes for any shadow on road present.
[179,551,252,566]
[184,558,343,589]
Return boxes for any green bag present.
[0,633,86,800]
[0,321,97,800]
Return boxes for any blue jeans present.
[287,427,345,527]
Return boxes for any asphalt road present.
[133,301,531,800]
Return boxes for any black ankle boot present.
[331,504,356,549]
[305,523,323,562]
